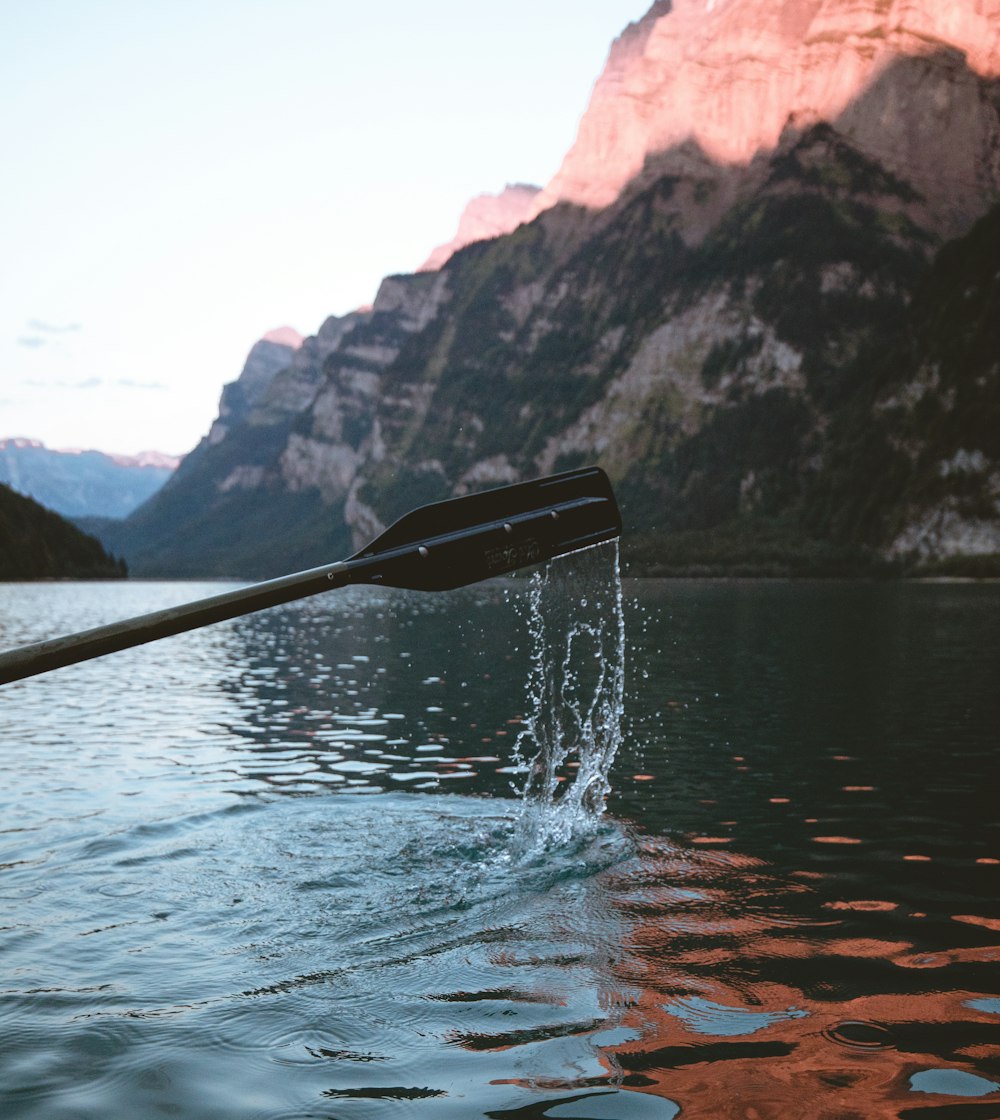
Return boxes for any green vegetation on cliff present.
[803,202,1000,575]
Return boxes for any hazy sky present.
[1,0,649,456]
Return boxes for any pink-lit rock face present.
[419,183,542,272]
[261,325,304,349]
[531,0,1000,236]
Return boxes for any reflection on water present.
[1,562,999,1118]
[595,837,1000,1118]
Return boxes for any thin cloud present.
[27,319,82,334]
[117,378,167,390]
[16,336,48,349]
[21,377,103,390]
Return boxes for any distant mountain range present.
[0,439,179,520]
[96,0,1000,578]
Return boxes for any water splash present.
[511,541,626,849]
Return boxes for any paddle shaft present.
[0,559,352,686]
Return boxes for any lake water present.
[1,547,998,1118]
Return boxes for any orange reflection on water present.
[590,837,1000,1118]
[450,829,1000,1117]
[824,900,898,912]
[952,914,1000,932]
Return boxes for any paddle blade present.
[348,466,622,591]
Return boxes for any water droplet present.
[510,542,625,851]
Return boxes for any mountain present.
[101,0,1000,579]
[203,327,304,448]
[419,184,542,272]
[530,0,1000,240]
[804,201,1000,572]
[100,320,355,575]
[0,439,180,520]
[0,483,127,580]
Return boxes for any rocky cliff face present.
[105,0,1000,578]
[533,0,1000,239]
[103,280,452,575]
[206,329,303,447]
[807,202,1000,570]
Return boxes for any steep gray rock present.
[207,332,303,447]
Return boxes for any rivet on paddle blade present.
[419,546,429,558]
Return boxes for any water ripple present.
[2,573,999,1118]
